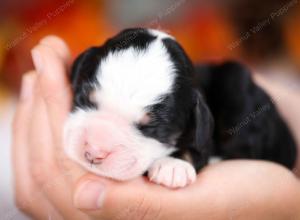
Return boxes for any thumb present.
[73,174,178,220]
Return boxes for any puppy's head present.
[64,28,212,180]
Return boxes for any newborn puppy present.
[64,28,297,188]
[64,28,213,188]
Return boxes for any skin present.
[12,36,300,220]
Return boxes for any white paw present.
[148,157,197,188]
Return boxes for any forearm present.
[175,161,300,220]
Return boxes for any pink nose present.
[82,116,127,164]
[84,147,109,164]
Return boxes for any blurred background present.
[0,0,300,219]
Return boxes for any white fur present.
[64,109,92,162]
[149,29,175,40]
[148,157,197,188]
[95,38,175,121]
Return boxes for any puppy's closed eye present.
[89,90,97,104]
[139,112,152,125]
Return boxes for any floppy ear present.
[194,91,214,149]
[176,90,214,170]
[70,47,102,110]
[71,47,101,90]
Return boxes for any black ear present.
[194,91,214,149]
[176,90,214,170]
[71,47,102,90]
[70,47,103,110]
[191,90,214,169]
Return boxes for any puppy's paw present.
[148,157,197,188]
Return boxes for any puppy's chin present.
[66,150,152,181]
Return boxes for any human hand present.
[12,36,88,220]
[74,160,300,220]
[13,36,300,220]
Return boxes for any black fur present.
[71,47,100,111]
[194,62,297,169]
[70,28,297,173]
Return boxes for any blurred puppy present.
[64,28,297,188]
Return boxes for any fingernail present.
[74,180,106,210]
[20,74,35,100]
[31,48,44,73]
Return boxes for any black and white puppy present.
[64,28,297,188]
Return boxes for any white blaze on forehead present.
[96,38,175,118]
[149,29,175,40]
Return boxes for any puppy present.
[64,28,297,188]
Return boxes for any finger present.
[32,40,85,176]
[31,39,72,145]
[26,74,87,219]
[39,35,72,70]
[29,38,88,219]
[73,175,178,220]
[32,38,84,182]
[29,77,56,182]
[12,72,62,219]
